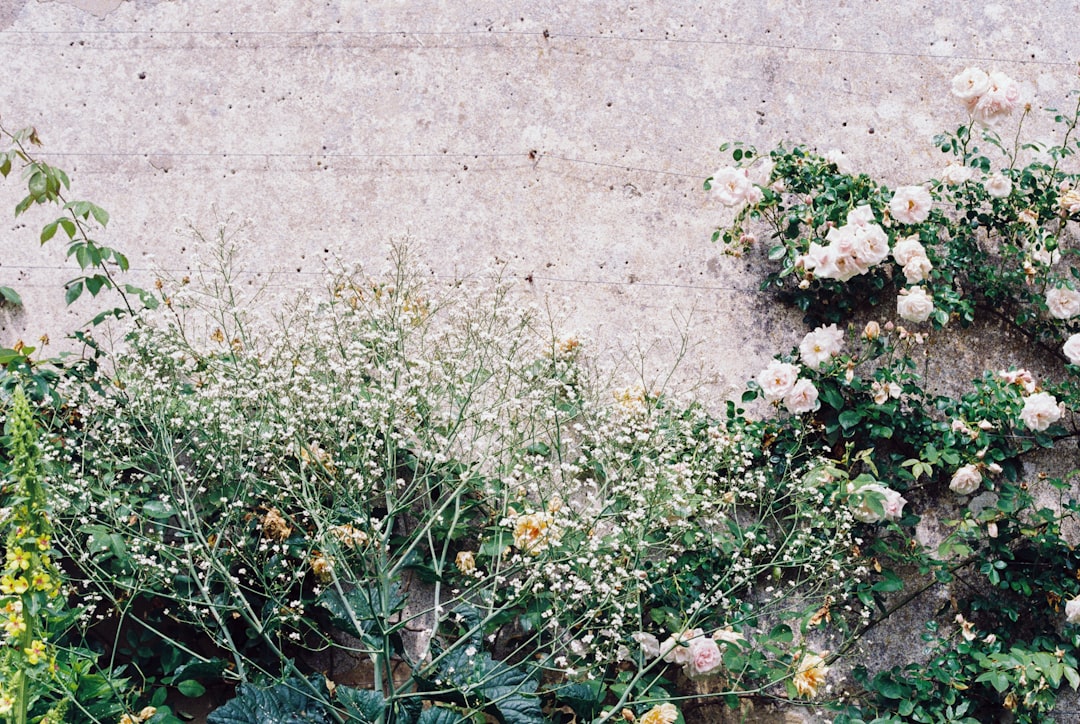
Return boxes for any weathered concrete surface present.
[3,0,1076,396]
[2,1,1080,720]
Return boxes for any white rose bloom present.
[951,67,991,102]
[1064,333,1080,365]
[851,484,907,523]
[889,185,934,225]
[847,205,877,227]
[784,378,821,415]
[897,286,935,323]
[984,173,1013,199]
[756,360,800,401]
[824,148,852,174]
[949,464,982,495]
[802,242,840,280]
[747,157,775,187]
[941,163,975,186]
[903,255,933,284]
[711,167,754,207]
[799,324,844,369]
[1046,286,1080,319]
[972,71,1021,125]
[1066,597,1080,625]
[892,236,927,266]
[856,224,891,267]
[1020,392,1062,432]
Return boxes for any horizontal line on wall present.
[0,28,1069,66]
[0,265,760,294]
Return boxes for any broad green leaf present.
[334,687,385,723]
[207,677,330,724]
[0,286,21,306]
[417,706,469,724]
[177,680,206,698]
[65,280,84,305]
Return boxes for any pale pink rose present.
[941,163,975,186]
[744,184,765,206]
[846,205,877,227]
[851,484,907,523]
[660,628,704,665]
[799,324,844,369]
[1046,286,1080,319]
[802,242,841,280]
[633,632,661,659]
[1066,597,1080,625]
[1029,241,1060,267]
[824,148,852,174]
[949,464,982,495]
[891,236,928,266]
[756,360,800,401]
[711,167,754,207]
[998,368,1037,393]
[871,380,901,405]
[784,378,821,415]
[1064,333,1080,365]
[1060,187,1080,214]
[903,256,933,284]
[825,226,870,281]
[984,173,1013,199]
[747,157,775,187]
[972,71,1021,125]
[889,185,934,225]
[897,286,934,323]
[951,67,991,102]
[1020,392,1062,431]
[856,223,891,267]
[685,637,723,679]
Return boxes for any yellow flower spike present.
[31,571,52,591]
[36,534,50,551]
[4,614,27,638]
[7,547,31,570]
[1,574,29,595]
[0,694,14,715]
[25,639,47,665]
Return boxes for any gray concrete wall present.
[4,0,1076,396]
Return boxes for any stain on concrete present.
[0,0,27,29]
[40,0,122,18]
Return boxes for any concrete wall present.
[4,0,1076,394]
